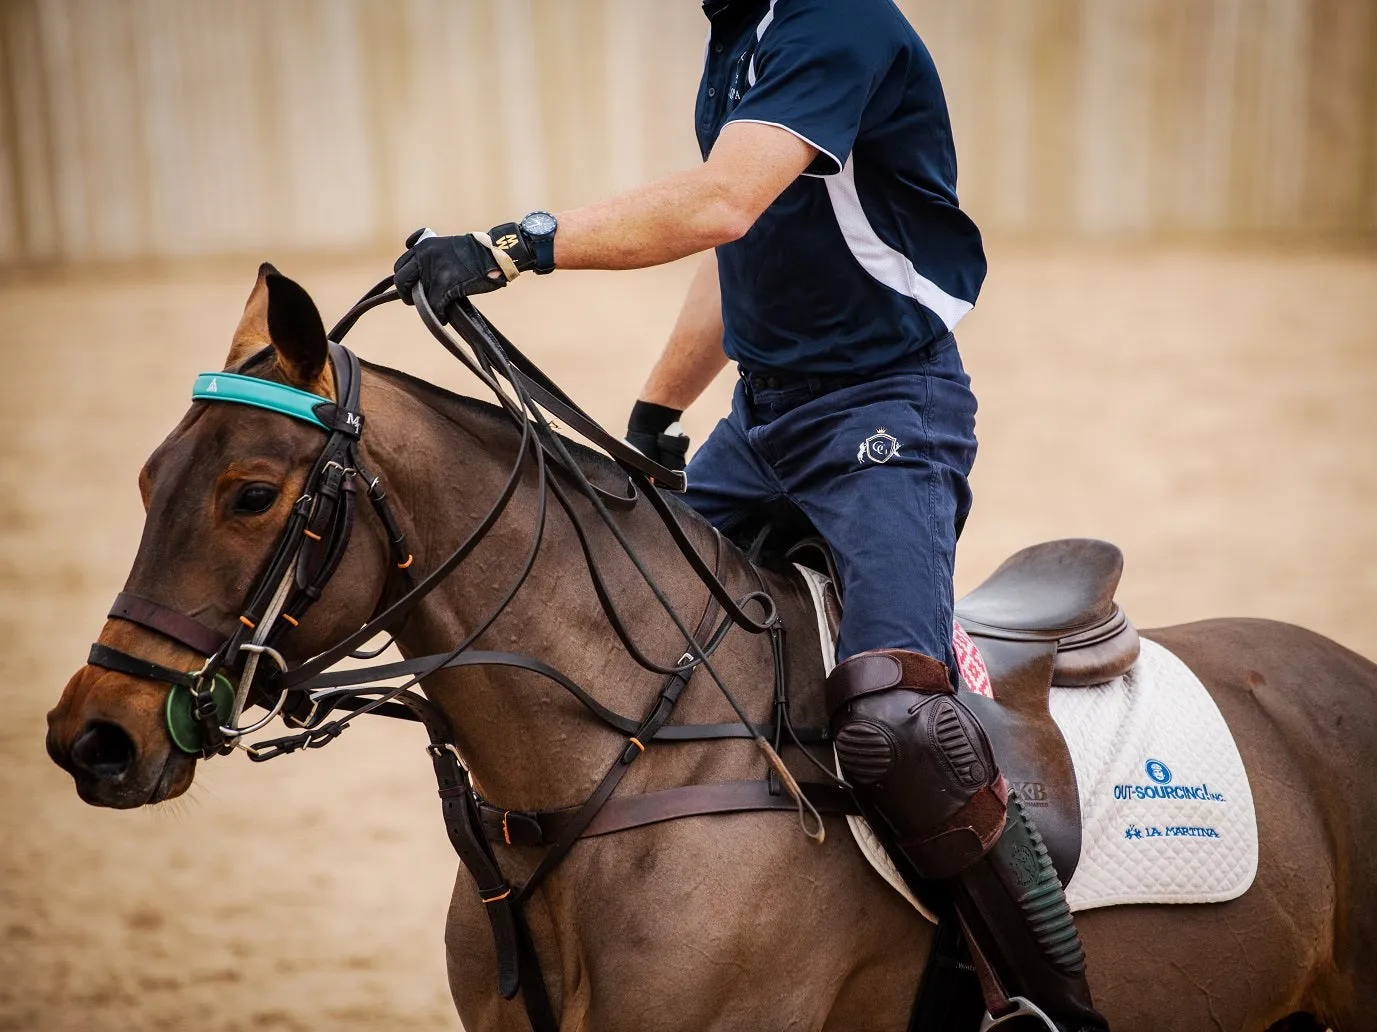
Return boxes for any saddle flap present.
[960,638,1082,886]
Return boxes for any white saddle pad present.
[794,566,1259,916]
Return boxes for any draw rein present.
[85,280,858,1029]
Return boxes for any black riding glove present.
[626,400,691,472]
[393,224,537,320]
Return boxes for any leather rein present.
[84,279,858,1031]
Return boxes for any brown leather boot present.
[827,649,1109,1032]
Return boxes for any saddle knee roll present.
[827,649,1009,880]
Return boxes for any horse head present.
[46,265,393,808]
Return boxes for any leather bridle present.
[83,276,858,1032]
[88,337,414,755]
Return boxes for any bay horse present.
[46,266,1377,1031]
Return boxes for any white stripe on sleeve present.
[823,157,974,331]
[746,0,778,86]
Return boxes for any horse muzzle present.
[46,666,197,808]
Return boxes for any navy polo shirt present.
[698,0,986,376]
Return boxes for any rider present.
[393,1,1106,1028]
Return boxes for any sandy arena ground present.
[2,242,1375,1031]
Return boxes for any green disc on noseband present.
[165,673,235,754]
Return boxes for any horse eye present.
[233,483,279,515]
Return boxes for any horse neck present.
[358,367,811,810]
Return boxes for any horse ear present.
[226,263,275,368]
[225,263,331,394]
[264,270,329,392]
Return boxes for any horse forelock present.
[227,344,336,401]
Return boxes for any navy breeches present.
[683,334,978,674]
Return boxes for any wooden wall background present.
[1,0,1374,265]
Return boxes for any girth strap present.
[108,592,226,658]
[479,779,858,847]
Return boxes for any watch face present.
[521,211,557,237]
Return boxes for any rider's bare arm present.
[637,253,729,410]
[552,121,818,271]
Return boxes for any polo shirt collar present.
[702,0,751,19]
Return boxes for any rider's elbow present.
[710,206,756,246]
[696,185,758,247]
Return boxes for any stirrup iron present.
[980,996,1058,1031]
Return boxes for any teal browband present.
[191,372,334,433]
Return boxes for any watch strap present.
[520,212,558,274]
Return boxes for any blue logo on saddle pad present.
[1114,758,1226,804]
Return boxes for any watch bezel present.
[520,210,558,238]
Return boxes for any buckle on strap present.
[476,803,546,847]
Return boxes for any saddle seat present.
[955,538,1140,687]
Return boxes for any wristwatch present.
[519,210,558,275]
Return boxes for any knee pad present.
[827,649,1008,879]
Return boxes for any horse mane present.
[358,360,804,584]
[361,358,639,483]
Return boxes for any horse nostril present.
[70,721,137,780]
[46,731,68,768]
